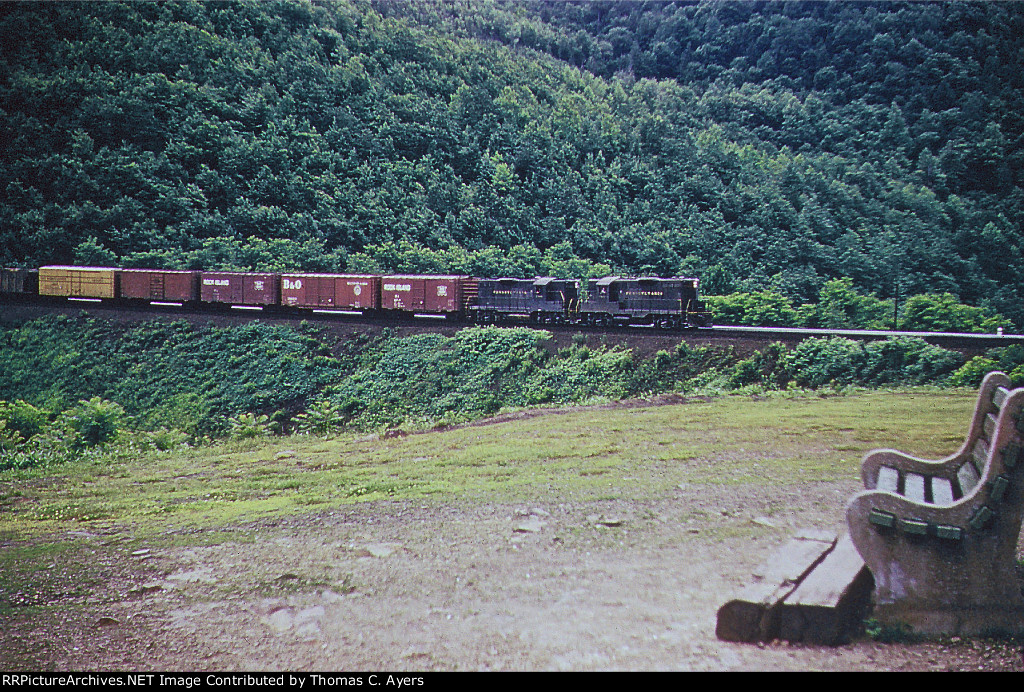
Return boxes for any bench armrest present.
[860,448,964,488]
[847,488,975,529]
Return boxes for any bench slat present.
[993,386,1011,409]
[969,505,994,530]
[931,477,955,506]
[984,412,998,440]
[899,517,929,535]
[958,460,981,496]
[972,438,989,473]
[990,475,1010,503]
[876,466,899,493]
[905,473,926,503]
[869,509,896,528]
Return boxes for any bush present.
[786,338,865,388]
[901,294,1011,333]
[727,343,790,389]
[294,399,346,437]
[0,400,51,441]
[948,345,1024,388]
[147,427,190,451]
[61,397,125,447]
[704,291,803,327]
[0,420,24,453]
[228,413,271,440]
[784,337,962,389]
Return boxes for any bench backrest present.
[856,371,1024,543]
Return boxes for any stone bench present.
[846,370,1024,635]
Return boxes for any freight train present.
[0,266,713,329]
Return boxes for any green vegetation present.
[5,314,1022,472]
[0,315,357,468]
[1,1,1021,326]
[864,618,924,645]
[704,278,1012,332]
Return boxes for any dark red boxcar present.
[120,269,200,302]
[200,272,279,306]
[281,274,381,310]
[381,275,475,314]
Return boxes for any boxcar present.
[39,266,119,299]
[0,268,38,295]
[120,269,200,302]
[475,277,579,323]
[281,274,381,310]
[381,275,477,314]
[200,272,279,306]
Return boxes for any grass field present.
[1,389,974,538]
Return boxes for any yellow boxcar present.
[39,266,119,298]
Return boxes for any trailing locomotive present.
[472,275,711,328]
[1,265,712,330]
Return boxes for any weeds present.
[864,618,924,644]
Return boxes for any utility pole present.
[893,278,899,331]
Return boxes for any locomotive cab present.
[533,277,578,323]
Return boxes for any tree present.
[813,278,892,329]
[73,238,118,267]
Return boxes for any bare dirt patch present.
[3,484,1023,671]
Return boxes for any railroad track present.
[1,296,1020,357]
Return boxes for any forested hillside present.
[1,1,1022,323]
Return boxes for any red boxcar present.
[200,272,279,306]
[381,275,476,314]
[280,274,381,310]
[120,269,200,302]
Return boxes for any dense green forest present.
[1,0,1022,326]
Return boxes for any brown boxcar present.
[381,275,476,314]
[200,272,279,306]
[120,269,200,302]
[39,266,118,298]
[0,268,38,294]
[281,274,381,310]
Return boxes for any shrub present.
[901,293,1011,333]
[61,397,125,447]
[786,338,864,388]
[0,420,25,453]
[147,427,190,451]
[705,291,802,327]
[0,400,51,441]
[228,413,270,440]
[294,399,346,437]
[784,337,962,389]
[0,315,350,438]
[727,342,790,389]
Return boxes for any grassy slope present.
[1,390,973,539]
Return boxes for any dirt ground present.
[5,474,1024,672]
